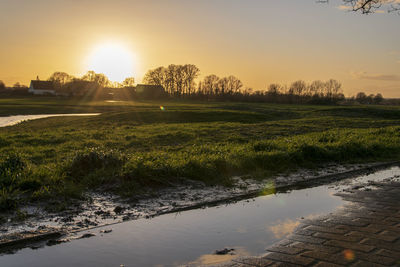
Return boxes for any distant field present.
[1,96,400,212]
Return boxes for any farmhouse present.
[29,80,55,95]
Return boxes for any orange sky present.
[0,0,399,97]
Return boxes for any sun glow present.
[86,42,136,82]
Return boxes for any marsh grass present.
[1,97,400,211]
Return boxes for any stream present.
[0,114,100,127]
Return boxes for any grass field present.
[1,97,400,212]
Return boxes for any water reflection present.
[0,167,398,267]
[0,113,100,127]
[267,219,301,239]
[187,247,250,266]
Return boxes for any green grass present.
[1,96,400,211]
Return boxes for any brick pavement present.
[222,181,400,267]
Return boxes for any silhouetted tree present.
[289,80,307,96]
[201,75,220,95]
[356,92,367,103]
[226,75,243,94]
[143,67,167,89]
[48,72,73,89]
[122,77,135,87]
[342,0,399,14]
[144,64,200,97]
[182,64,200,96]
[325,79,342,100]
[374,93,383,104]
[82,71,109,87]
[267,84,281,95]
[0,80,5,91]
[309,80,325,97]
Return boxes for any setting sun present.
[86,42,136,82]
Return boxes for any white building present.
[29,80,56,95]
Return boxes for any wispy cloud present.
[351,71,400,81]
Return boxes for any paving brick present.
[349,230,400,242]
[288,234,325,245]
[295,229,316,237]
[313,262,344,267]
[262,252,315,266]
[303,225,349,235]
[360,238,400,252]
[266,245,305,255]
[300,250,349,265]
[290,241,342,254]
[222,180,400,267]
[356,218,399,227]
[375,249,400,260]
[324,218,369,227]
[363,224,400,234]
[312,231,364,243]
[270,262,299,267]
[350,260,387,267]
[323,240,374,253]
[351,251,396,266]
[334,224,381,234]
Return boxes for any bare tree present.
[82,71,110,87]
[201,75,219,95]
[343,0,400,13]
[143,67,167,90]
[182,64,200,96]
[324,79,342,99]
[122,77,135,87]
[289,80,307,96]
[226,75,243,94]
[267,83,282,95]
[309,80,324,97]
[48,72,73,89]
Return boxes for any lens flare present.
[160,106,165,111]
[260,180,276,196]
[343,249,355,261]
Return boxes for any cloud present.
[351,71,400,81]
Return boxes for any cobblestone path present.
[223,180,400,267]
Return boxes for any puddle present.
[0,114,100,127]
[0,167,399,267]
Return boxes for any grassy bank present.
[1,97,400,212]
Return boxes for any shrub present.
[67,148,126,185]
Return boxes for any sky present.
[0,0,399,97]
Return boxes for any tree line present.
[0,65,389,105]
[142,64,347,104]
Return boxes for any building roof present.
[30,80,54,90]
